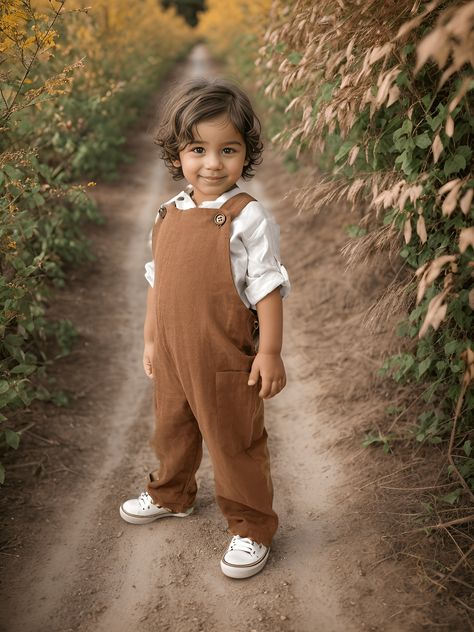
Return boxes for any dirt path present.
[1,45,454,632]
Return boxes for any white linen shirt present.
[144,184,291,310]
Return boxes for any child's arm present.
[143,286,154,379]
[248,287,286,399]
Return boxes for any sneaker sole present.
[119,505,194,525]
[220,547,270,579]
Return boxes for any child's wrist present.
[257,349,281,357]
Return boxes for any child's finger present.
[265,382,276,399]
[259,376,272,398]
[248,366,260,386]
[143,358,153,378]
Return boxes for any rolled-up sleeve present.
[144,260,154,287]
[144,225,155,287]
[242,216,291,308]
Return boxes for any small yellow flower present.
[87,181,97,187]
[7,240,17,249]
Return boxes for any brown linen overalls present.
[146,192,278,547]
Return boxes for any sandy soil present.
[0,46,469,632]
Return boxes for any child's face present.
[173,114,249,205]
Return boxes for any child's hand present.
[143,341,154,379]
[248,352,287,399]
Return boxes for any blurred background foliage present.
[0,0,194,482]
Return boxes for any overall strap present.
[220,192,256,221]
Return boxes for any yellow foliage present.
[1,0,194,120]
[196,0,272,58]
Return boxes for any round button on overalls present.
[214,213,226,226]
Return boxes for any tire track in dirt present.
[2,46,358,632]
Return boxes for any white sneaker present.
[220,535,270,579]
[119,491,193,524]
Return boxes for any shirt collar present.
[173,183,242,210]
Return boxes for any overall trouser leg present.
[147,338,202,514]
[191,368,278,547]
[207,402,277,547]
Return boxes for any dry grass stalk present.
[363,279,412,332]
[341,224,401,269]
[261,0,473,339]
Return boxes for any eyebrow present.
[188,140,243,145]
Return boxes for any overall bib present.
[146,192,278,546]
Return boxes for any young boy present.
[119,79,290,579]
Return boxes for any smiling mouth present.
[200,176,225,181]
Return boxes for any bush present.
[0,0,194,482]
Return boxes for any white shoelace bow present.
[229,536,260,557]
[138,491,156,510]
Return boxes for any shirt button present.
[177,197,184,201]
[158,205,167,218]
[214,213,226,226]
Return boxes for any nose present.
[204,151,222,170]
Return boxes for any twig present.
[402,514,474,534]
[443,525,466,564]
[446,575,474,591]
[367,553,396,570]
[452,595,474,614]
[425,573,448,593]
[17,422,36,435]
[23,429,60,446]
[358,459,424,490]
[4,1,66,119]
[378,482,457,491]
[438,543,474,584]
[7,461,43,469]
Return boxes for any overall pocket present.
[215,370,261,456]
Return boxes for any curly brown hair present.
[154,78,263,181]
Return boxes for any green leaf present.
[421,94,432,108]
[440,488,461,505]
[345,224,367,238]
[401,119,413,134]
[444,153,466,177]
[414,133,431,149]
[335,141,354,162]
[50,390,69,406]
[287,52,302,65]
[10,364,36,375]
[444,340,460,356]
[4,165,22,180]
[418,357,432,378]
[4,334,23,347]
[464,440,472,457]
[4,429,20,450]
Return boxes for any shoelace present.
[229,536,260,557]
[138,491,157,510]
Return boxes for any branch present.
[5,0,66,120]
[402,514,474,534]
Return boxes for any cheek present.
[181,154,199,169]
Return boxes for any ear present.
[172,159,181,168]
